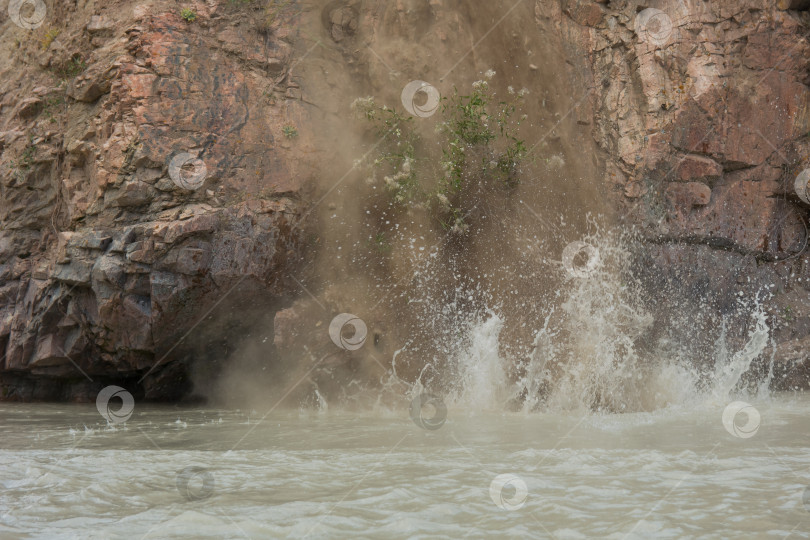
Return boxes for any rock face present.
[541,0,810,388]
[0,2,311,400]
[1,0,809,401]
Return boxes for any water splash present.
[428,231,773,415]
[709,304,769,402]
[446,313,509,410]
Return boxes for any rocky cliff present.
[560,0,810,390]
[0,0,310,400]
[0,0,808,402]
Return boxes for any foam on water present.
[2,402,810,539]
[414,230,774,416]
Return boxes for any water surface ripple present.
[1,400,809,539]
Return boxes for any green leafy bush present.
[353,73,527,233]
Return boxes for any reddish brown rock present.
[666,181,712,209]
[562,0,604,27]
[2,0,810,401]
[675,155,723,183]
[0,0,308,400]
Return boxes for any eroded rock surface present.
[532,0,810,389]
[0,1,311,400]
[2,0,810,401]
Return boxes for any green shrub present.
[50,55,86,80]
[180,8,197,22]
[353,73,527,233]
[12,141,36,182]
[63,56,86,77]
[42,94,64,122]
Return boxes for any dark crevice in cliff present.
[644,233,808,263]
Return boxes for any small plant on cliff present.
[181,8,197,22]
[438,75,528,194]
[263,89,277,105]
[52,55,86,79]
[262,0,292,30]
[67,57,86,76]
[41,94,64,123]
[40,27,60,51]
[282,125,298,139]
[12,140,36,182]
[366,232,392,254]
[18,142,35,168]
[351,96,419,206]
[353,71,528,233]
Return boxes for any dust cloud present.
[206,1,770,414]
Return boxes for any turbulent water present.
[1,397,810,539]
[2,0,807,536]
[5,230,808,539]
